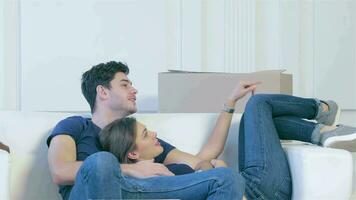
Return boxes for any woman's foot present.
[315,100,341,126]
[320,125,356,152]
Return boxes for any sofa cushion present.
[0,111,354,200]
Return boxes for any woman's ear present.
[127,151,139,160]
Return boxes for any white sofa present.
[0,111,355,200]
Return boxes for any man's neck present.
[92,109,129,129]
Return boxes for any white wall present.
[314,0,356,109]
[256,0,306,96]
[20,0,178,112]
[0,0,356,126]
[203,0,255,73]
[0,1,4,108]
[0,0,20,110]
[255,0,356,126]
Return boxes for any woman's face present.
[133,122,164,161]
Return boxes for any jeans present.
[239,94,319,200]
[68,151,245,200]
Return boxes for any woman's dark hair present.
[99,117,137,163]
[81,61,129,113]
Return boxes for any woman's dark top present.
[166,163,195,175]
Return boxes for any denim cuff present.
[314,98,322,119]
[311,123,324,145]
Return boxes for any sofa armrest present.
[0,149,10,200]
[282,141,353,200]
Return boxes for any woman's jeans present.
[239,94,319,200]
[68,151,245,200]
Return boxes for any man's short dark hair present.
[81,61,129,113]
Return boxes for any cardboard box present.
[158,70,292,113]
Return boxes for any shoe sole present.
[331,105,341,126]
[323,132,356,152]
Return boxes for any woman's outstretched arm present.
[196,81,260,161]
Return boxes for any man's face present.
[106,72,138,115]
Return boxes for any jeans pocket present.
[274,176,292,200]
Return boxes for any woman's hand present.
[227,81,261,106]
[210,159,228,168]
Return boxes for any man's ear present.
[96,85,109,100]
[127,151,139,160]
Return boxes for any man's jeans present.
[239,94,319,200]
[68,152,245,200]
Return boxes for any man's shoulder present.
[52,115,93,135]
[63,115,91,121]
[57,115,91,126]
[47,116,94,147]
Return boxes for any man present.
[47,61,247,199]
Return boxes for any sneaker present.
[316,100,341,126]
[321,125,356,152]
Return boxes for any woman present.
[100,80,356,200]
[99,117,228,175]
[99,81,263,177]
[99,81,265,176]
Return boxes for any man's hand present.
[121,159,174,178]
[227,81,261,105]
[210,159,228,168]
[194,159,228,171]
[194,160,214,171]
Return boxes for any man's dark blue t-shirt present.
[46,116,176,200]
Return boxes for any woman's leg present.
[238,94,320,200]
[122,167,245,200]
[252,94,319,119]
[69,152,245,200]
[68,152,124,200]
[239,114,292,200]
[273,116,316,142]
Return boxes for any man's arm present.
[197,81,260,161]
[48,135,82,185]
[121,160,174,178]
[48,135,173,184]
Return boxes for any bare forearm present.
[120,161,174,178]
[51,161,82,185]
[48,135,84,185]
[197,100,236,160]
[120,163,132,176]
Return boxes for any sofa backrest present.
[0,111,242,200]
[0,112,73,200]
